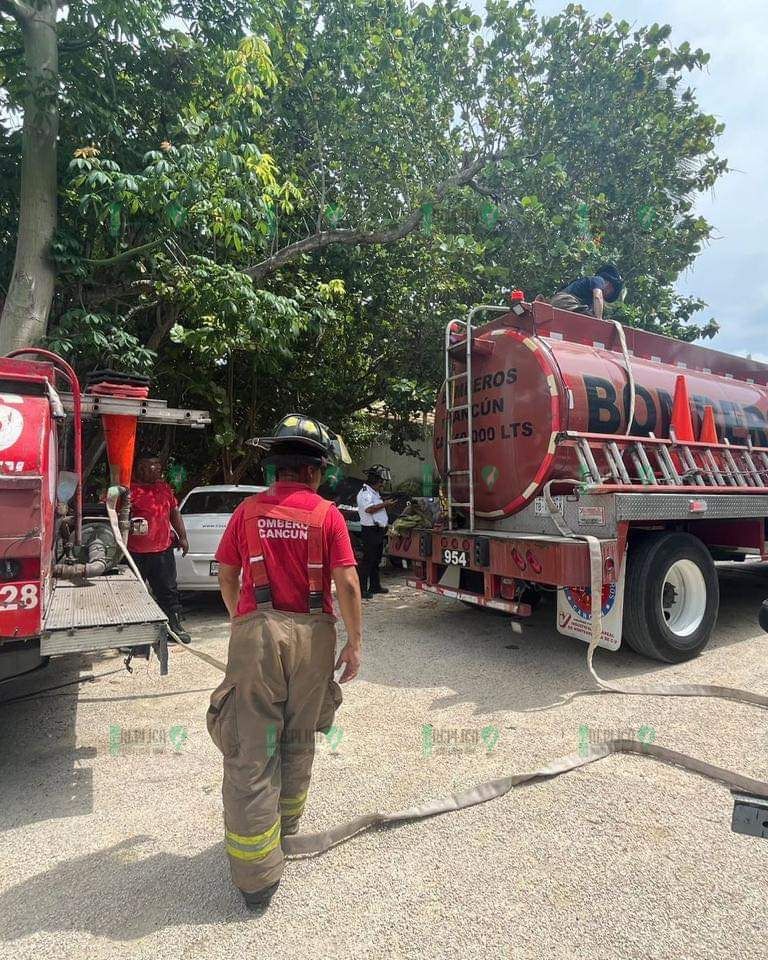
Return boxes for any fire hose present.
[105,484,768,855]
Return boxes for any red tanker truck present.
[388,298,768,662]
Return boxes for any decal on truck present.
[556,564,627,652]
[0,405,24,451]
[583,374,768,444]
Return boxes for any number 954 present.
[442,548,468,567]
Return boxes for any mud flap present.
[556,560,626,651]
[438,564,461,590]
[153,631,169,676]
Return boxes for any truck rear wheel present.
[623,532,718,663]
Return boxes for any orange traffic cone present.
[699,405,719,444]
[671,375,695,442]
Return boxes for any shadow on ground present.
[0,837,249,940]
[362,562,768,715]
[0,654,97,830]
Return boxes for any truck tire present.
[623,532,718,663]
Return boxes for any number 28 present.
[0,584,39,610]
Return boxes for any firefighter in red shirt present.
[128,454,191,644]
[208,414,361,910]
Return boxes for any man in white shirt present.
[356,465,396,599]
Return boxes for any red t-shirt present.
[215,482,356,617]
[128,481,178,554]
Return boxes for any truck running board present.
[41,570,167,655]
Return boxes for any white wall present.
[349,436,437,490]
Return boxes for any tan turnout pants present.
[206,609,342,894]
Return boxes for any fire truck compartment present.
[41,570,166,655]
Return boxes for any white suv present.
[174,485,266,591]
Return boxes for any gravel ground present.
[1,563,767,960]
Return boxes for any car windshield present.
[181,491,256,515]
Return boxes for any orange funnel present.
[699,405,719,444]
[103,414,139,486]
[671,375,695,442]
[88,381,150,486]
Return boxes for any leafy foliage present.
[0,0,728,480]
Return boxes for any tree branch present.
[244,152,503,282]
[83,240,163,269]
[467,178,501,201]
[83,279,155,309]
[124,300,158,323]
[146,305,179,351]
[0,0,33,22]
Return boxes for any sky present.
[470,0,768,359]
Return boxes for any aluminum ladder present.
[443,305,510,529]
[568,430,768,490]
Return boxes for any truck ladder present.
[59,392,211,428]
[565,430,768,492]
[443,305,509,530]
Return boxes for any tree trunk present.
[0,3,58,354]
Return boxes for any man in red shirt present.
[128,454,191,644]
[208,414,361,911]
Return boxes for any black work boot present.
[370,575,389,595]
[168,611,191,644]
[241,881,280,911]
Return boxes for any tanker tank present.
[434,301,768,519]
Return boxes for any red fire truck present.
[388,299,768,663]
[0,348,209,682]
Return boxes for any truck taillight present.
[500,578,518,600]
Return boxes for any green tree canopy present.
[0,0,727,479]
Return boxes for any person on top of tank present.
[551,263,624,319]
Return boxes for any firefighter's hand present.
[335,642,361,683]
[178,536,189,557]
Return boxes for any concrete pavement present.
[1,564,767,959]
